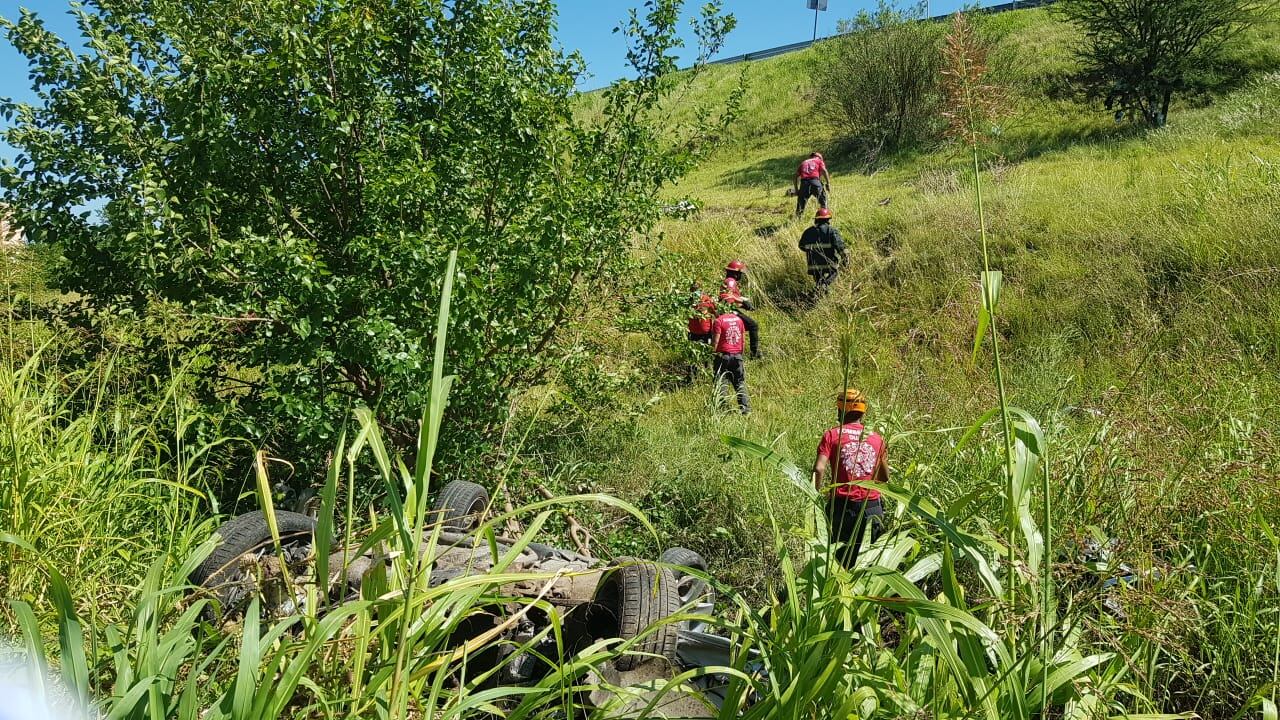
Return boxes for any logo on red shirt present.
[840,439,878,478]
[714,313,745,354]
[799,158,825,179]
[819,424,884,501]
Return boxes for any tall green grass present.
[3,251,692,719]
[0,341,217,613]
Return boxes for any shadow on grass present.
[755,223,782,239]
[719,149,882,190]
[995,121,1145,164]
[757,266,819,317]
[718,154,798,190]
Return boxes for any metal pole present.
[812,5,819,42]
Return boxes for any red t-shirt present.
[817,423,885,501]
[688,316,713,334]
[688,294,714,334]
[713,313,745,354]
[797,157,827,180]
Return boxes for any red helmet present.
[815,208,833,220]
[725,259,746,273]
[721,277,740,292]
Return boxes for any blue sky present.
[0,0,975,161]
[558,0,972,89]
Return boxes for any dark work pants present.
[796,178,828,217]
[827,497,884,568]
[810,268,838,296]
[735,311,760,357]
[712,353,750,413]
[688,331,713,345]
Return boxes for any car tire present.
[591,560,680,671]
[433,480,490,531]
[191,510,317,612]
[659,547,711,605]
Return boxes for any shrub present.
[1057,0,1273,127]
[0,0,739,482]
[815,1,945,158]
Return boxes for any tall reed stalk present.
[940,10,1026,629]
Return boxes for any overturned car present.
[189,480,735,713]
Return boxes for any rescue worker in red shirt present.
[799,208,848,296]
[687,281,716,344]
[711,299,751,414]
[813,389,888,567]
[721,278,761,359]
[794,151,832,218]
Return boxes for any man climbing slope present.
[794,151,831,218]
[721,278,761,359]
[798,208,848,296]
[813,389,889,567]
[711,300,751,415]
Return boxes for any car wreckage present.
[189,480,740,715]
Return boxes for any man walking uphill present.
[794,151,831,218]
[711,302,751,414]
[814,389,889,567]
[799,208,848,296]
[721,278,762,359]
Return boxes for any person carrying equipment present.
[794,152,831,218]
[721,278,761,359]
[687,282,716,344]
[813,389,888,567]
[798,208,848,296]
[711,301,751,415]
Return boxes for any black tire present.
[591,560,680,671]
[659,547,710,605]
[190,510,317,611]
[433,480,490,531]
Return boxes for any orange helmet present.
[836,388,867,413]
[816,208,833,220]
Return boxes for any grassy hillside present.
[564,6,1280,716]
[4,4,1280,719]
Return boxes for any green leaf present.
[0,531,35,552]
[229,599,260,720]
[873,484,1005,598]
[48,569,90,708]
[8,600,49,702]
[972,269,1003,364]
[1009,407,1045,576]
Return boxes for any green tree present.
[817,1,944,158]
[0,0,738,481]
[1058,0,1273,127]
